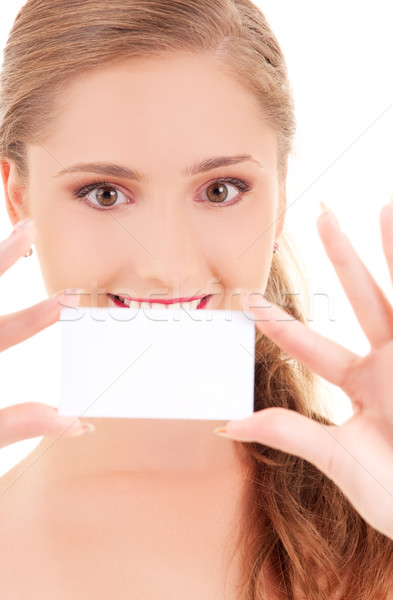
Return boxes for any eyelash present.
[72,176,253,211]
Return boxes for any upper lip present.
[108,293,210,305]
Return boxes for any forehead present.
[34,54,278,174]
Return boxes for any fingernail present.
[214,422,256,442]
[320,202,340,227]
[213,426,233,439]
[10,218,35,236]
[68,423,96,437]
[54,288,83,307]
[213,425,251,442]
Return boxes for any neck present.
[30,418,248,484]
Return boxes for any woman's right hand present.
[0,218,94,449]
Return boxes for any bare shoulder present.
[0,466,17,510]
[0,458,27,499]
[0,466,20,568]
[0,455,35,532]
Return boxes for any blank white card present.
[58,307,255,420]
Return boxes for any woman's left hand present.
[216,202,393,540]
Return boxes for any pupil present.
[207,183,228,203]
[97,186,117,206]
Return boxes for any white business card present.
[58,307,255,420]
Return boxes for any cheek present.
[239,205,275,280]
[212,203,275,269]
[199,200,275,303]
[30,200,125,293]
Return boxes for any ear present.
[275,157,288,240]
[0,159,29,227]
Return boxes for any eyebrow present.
[53,155,264,181]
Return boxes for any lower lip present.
[107,294,212,309]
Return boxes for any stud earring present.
[23,248,33,258]
[273,241,280,253]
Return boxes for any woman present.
[0,0,393,598]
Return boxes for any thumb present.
[0,402,95,448]
[215,407,340,477]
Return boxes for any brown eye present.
[206,182,229,203]
[96,185,118,207]
[73,180,131,211]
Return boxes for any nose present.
[133,197,205,289]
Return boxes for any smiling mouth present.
[107,294,212,310]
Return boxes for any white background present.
[0,1,392,474]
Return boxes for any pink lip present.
[109,294,207,305]
[107,293,212,309]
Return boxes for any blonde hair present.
[1,1,393,598]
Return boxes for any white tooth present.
[140,301,150,310]
[180,301,193,311]
[129,301,140,309]
[189,299,199,310]
[162,303,177,310]
[178,300,200,311]
[123,298,131,307]
[150,302,164,310]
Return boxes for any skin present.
[0,54,285,479]
[1,51,392,597]
[0,54,289,598]
[221,204,393,541]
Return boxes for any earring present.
[273,241,280,253]
[24,248,33,258]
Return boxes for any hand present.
[0,219,93,449]
[216,202,393,540]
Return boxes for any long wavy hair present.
[1,1,393,597]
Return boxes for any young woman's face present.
[7,54,285,310]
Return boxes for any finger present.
[0,219,36,277]
[0,291,80,352]
[380,202,393,291]
[317,206,393,348]
[217,407,341,478]
[242,292,358,388]
[218,410,393,537]
[0,402,95,449]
